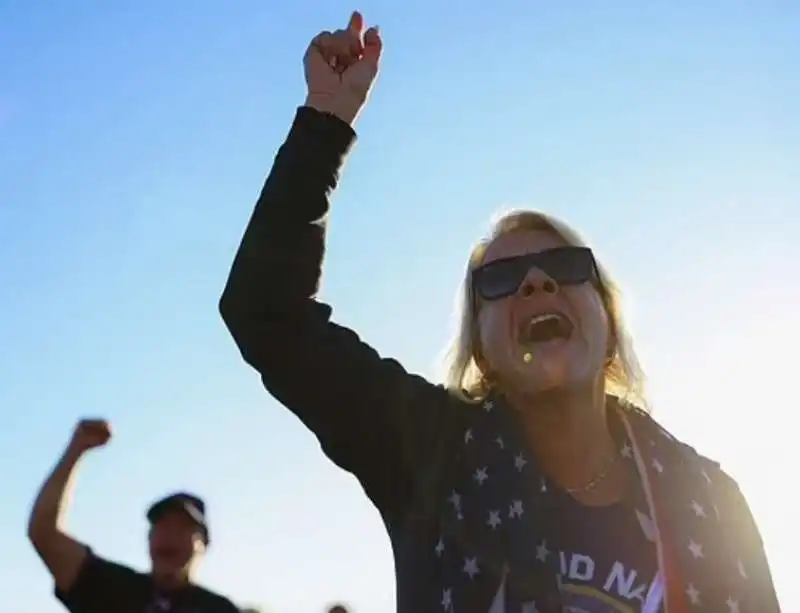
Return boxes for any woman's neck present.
[507,383,629,505]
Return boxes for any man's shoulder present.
[55,551,150,612]
[84,553,150,589]
[190,584,240,612]
[91,553,148,575]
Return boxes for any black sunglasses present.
[472,246,599,301]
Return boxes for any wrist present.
[304,93,360,125]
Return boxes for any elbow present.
[27,509,39,542]
[218,288,262,368]
[219,274,308,372]
[219,275,248,335]
[219,288,248,348]
[26,524,37,546]
[218,288,235,331]
[27,518,47,552]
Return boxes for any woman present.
[219,12,780,613]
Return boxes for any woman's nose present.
[518,267,558,297]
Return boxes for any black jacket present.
[219,107,780,613]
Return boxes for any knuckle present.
[310,31,332,50]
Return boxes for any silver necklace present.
[565,452,621,494]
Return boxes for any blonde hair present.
[442,209,647,409]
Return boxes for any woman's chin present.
[509,364,569,397]
[525,351,570,381]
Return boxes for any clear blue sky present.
[1,1,797,611]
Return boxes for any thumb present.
[362,26,382,61]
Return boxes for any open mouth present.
[519,312,574,345]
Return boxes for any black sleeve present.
[194,589,242,613]
[54,551,145,613]
[219,107,464,518]
[220,597,243,613]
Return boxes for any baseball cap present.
[146,492,210,545]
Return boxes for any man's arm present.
[27,444,90,593]
[27,419,111,594]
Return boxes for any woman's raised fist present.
[304,11,382,125]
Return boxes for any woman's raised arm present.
[219,13,462,518]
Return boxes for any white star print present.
[474,466,488,485]
[726,597,740,613]
[521,601,540,613]
[435,538,444,556]
[495,436,504,449]
[690,500,707,518]
[484,400,494,412]
[737,559,747,580]
[441,588,452,611]
[540,478,547,492]
[713,504,721,520]
[620,442,632,458]
[448,491,461,509]
[535,540,549,562]
[688,539,704,559]
[463,557,479,579]
[686,583,700,605]
[701,468,713,484]
[508,499,524,519]
[464,428,473,444]
[487,510,502,529]
[514,453,527,471]
[651,458,664,473]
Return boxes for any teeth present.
[521,312,570,343]
[528,313,562,326]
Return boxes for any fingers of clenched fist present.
[362,24,381,59]
[314,13,364,72]
[69,418,112,453]
[304,11,382,125]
